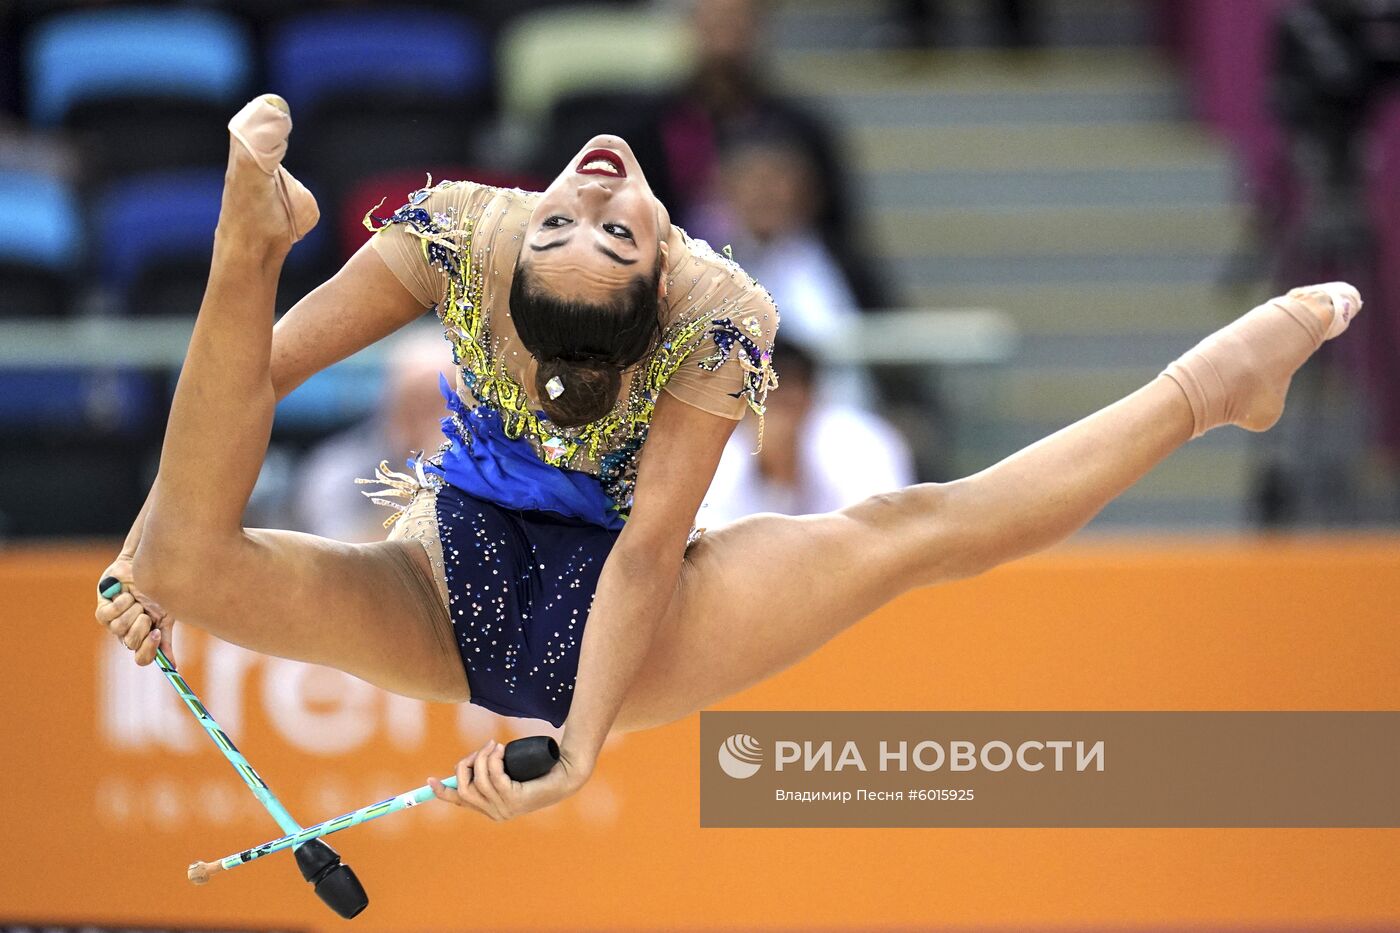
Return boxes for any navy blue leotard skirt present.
[435,482,620,727]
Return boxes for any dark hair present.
[510,260,663,427]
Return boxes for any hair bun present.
[535,357,621,428]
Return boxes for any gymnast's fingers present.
[152,615,176,667]
[105,599,145,641]
[456,751,489,813]
[473,741,508,815]
[484,742,514,801]
[95,591,134,626]
[427,748,484,808]
[456,751,500,820]
[133,626,163,667]
[427,776,461,806]
[123,613,152,651]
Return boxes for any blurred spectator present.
[700,342,915,527]
[641,0,823,213]
[293,327,453,542]
[544,0,892,309]
[712,135,860,349]
[707,133,880,409]
[668,0,878,293]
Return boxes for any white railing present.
[0,308,1019,370]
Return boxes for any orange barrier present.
[3,538,1400,931]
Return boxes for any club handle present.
[99,575,122,600]
[503,735,559,781]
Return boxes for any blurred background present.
[2,0,1399,539]
[3,1,1400,931]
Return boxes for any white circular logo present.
[718,733,763,779]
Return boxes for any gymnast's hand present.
[94,553,177,666]
[427,739,587,821]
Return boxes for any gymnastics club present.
[187,736,559,885]
[98,576,369,919]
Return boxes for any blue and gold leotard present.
[358,179,780,726]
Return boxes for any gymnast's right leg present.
[128,97,465,702]
[617,283,1360,730]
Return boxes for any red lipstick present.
[576,148,626,178]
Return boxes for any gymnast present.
[94,95,1361,821]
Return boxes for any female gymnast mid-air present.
[94,95,1362,821]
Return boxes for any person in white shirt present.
[293,328,454,542]
[701,343,916,527]
[704,135,881,409]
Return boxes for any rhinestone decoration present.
[541,435,569,462]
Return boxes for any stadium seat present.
[0,367,158,434]
[0,428,153,535]
[94,169,327,316]
[94,169,224,295]
[0,167,109,432]
[66,93,242,179]
[267,8,493,225]
[0,169,79,318]
[0,25,18,118]
[24,6,251,126]
[0,169,79,271]
[83,164,340,436]
[287,113,477,230]
[0,262,68,320]
[24,7,252,177]
[498,6,694,124]
[265,8,490,116]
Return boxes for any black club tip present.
[296,839,369,919]
[315,863,369,920]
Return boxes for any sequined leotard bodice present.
[366,178,780,529]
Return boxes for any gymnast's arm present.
[269,239,434,399]
[560,394,737,775]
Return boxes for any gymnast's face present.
[524,135,670,303]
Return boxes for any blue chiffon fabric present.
[420,374,625,533]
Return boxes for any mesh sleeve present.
[365,179,484,309]
[662,287,781,421]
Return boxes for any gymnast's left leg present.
[614,283,1359,731]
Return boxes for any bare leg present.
[617,289,1354,730]
[134,104,465,702]
[616,377,1190,729]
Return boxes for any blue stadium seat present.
[94,168,327,315]
[264,9,493,246]
[0,169,157,433]
[92,167,351,429]
[0,168,79,271]
[0,370,156,433]
[94,169,225,289]
[0,169,79,319]
[25,6,252,126]
[265,8,490,113]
